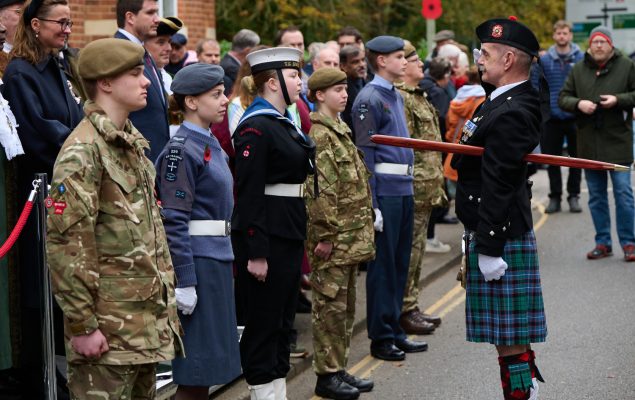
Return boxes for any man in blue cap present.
[353,35,428,362]
[452,17,547,399]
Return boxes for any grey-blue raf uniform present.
[155,63,241,386]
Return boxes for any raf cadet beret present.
[403,41,417,59]
[171,63,225,95]
[157,16,183,37]
[78,38,144,80]
[308,67,347,92]
[366,36,404,54]
[476,17,540,57]
[246,47,302,74]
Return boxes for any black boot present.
[315,373,360,400]
[568,196,582,213]
[338,370,374,392]
[545,198,561,214]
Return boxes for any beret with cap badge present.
[171,63,225,95]
[78,38,144,80]
[366,35,404,54]
[308,67,347,93]
[476,16,540,57]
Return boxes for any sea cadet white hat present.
[246,47,303,75]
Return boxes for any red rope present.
[0,199,34,259]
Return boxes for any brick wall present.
[68,0,216,49]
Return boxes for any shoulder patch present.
[239,127,263,136]
[164,147,182,182]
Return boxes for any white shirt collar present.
[490,80,526,101]
[117,28,143,45]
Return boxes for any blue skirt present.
[465,230,547,345]
[172,257,241,386]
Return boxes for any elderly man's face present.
[477,43,507,86]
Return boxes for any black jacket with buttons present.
[452,81,541,257]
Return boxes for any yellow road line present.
[347,354,374,375]
[423,284,463,315]
[438,292,466,318]
[359,359,384,379]
[532,200,548,232]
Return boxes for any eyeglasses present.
[591,40,609,46]
[38,18,73,30]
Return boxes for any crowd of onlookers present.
[0,0,634,398]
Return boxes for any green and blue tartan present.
[465,230,547,345]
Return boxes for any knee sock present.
[498,351,534,400]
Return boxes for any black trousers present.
[233,234,303,385]
[541,119,581,199]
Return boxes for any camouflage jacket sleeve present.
[47,142,100,336]
[306,125,339,242]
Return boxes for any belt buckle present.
[225,220,231,236]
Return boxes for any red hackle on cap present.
[508,16,517,21]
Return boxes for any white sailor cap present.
[246,47,303,74]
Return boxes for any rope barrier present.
[0,179,40,259]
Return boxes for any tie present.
[144,51,165,105]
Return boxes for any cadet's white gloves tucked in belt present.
[477,254,508,281]
[373,208,383,232]
[176,286,198,315]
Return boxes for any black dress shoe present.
[315,373,360,400]
[395,338,428,353]
[370,341,405,361]
[338,370,374,392]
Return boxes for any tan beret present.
[308,67,347,92]
[78,38,145,80]
[403,42,417,59]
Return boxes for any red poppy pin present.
[492,24,503,38]
[44,197,53,208]
[204,144,211,164]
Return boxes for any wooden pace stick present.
[371,135,630,172]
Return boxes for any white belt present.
[188,220,231,236]
[264,183,304,197]
[375,162,414,176]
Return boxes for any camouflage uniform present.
[305,112,375,375]
[46,101,183,399]
[396,83,447,314]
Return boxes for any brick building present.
[68,0,216,49]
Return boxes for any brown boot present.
[399,310,436,335]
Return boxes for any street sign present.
[571,21,601,42]
[421,0,442,20]
[613,13,635,29]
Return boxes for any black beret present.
[157,17,183,37]
[476,17,539,57]
[171,63,225,95]
[366,35,404,54]
[78,38,144,80]
[308,67,347,92]
[0,0,23,9]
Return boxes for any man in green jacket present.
[559,26,635,261]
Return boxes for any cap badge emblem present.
[492,24,503,38]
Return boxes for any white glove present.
[373,208,383,232]
[477,254,508,281]
[175,286,198,315]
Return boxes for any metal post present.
[426,18,436,57]
[36,173,56,400]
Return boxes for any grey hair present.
[232,29,260,51]
[340,44,362,64]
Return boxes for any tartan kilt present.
[465,230,547,345]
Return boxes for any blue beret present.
[476,17,539,57]
[170,33,187,46]
[366,36,404,54]
[171,63,225,95]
